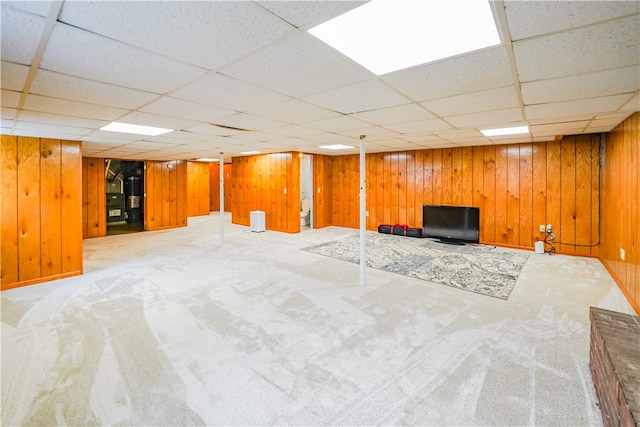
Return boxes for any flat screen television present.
[422,204,480,244]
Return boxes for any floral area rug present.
[302,232,529,300]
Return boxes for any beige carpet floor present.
[1,213,635,426]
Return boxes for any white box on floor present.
[250,211,265,232]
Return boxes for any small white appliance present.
[250,210,265,232]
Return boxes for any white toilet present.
[300,198,310,227]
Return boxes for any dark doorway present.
[106,160,145,235]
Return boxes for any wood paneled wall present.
[187,161,211,217]
[1,135,82,290]
[330,138,601,255]
[209,163,232,212]
[82,157,106,238]
[231,153,300,233]
[313,154,333,228]
[601,112,639,313]
[145,160,187,231]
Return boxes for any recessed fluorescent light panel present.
[308,0,500,75]
[101,122,173,136]
[195,158,219,162]
[319,144,354,150]
[240,151,261,155]
[480,125,529,137]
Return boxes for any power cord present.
[544,230,556,255]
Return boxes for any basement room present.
[1,1,638,426]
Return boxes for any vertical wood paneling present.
[60,141,82,274]
[483,146,496,243]
[324,139,600,253]
[1,135,19,286]
[560,139,577,253]
[313,154,333,228]
[461,147,473,206]
[441,148,452,205]
[575,137,593,255]
[506,146,520,246]
[383,153,391,224]
[451,148,462,206]
[472,146,484,239]
[546,141,562,248]
[145,160,188,231]
[432,149,443,204]
[601,112,639,313]
[82,157,106,238]
[398,153,407,225]
[40,139,62,277]
[230,152,300,233]
[532,143,547,245]
[519,143,533,247]
[187,161,210,217]
[423,150,433,205]
[494,146,508,244]
[414,150,424,226]
[1,135,83,290]
[17,137,42,282]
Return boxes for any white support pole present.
[359,135,366,286]
[219,153,224,246]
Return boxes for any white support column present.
[359,135,366,286]
[219,153,224,246]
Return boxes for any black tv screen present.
[422,205,480,244]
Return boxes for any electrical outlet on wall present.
[546,224,553,233]
[539,224,545,232]
[620,248,626,261]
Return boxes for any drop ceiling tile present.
[185,123,248,137]
[421,86,520,117]
[3,1,53,17]
[521,66,640,105]
[354,104,436,125]
[505,1,639,41]
[445,108,523,128]
[59,1,292,70]
[23,94,128,121]
[118,111,199,131]
[214,113,286,132]
[249,99,340,124]
[270,125,324,138]
[1,61,29,90]
[41,24,206,94]
[586,125,619,133]
[14,120,90,136]
[222,34,371,98]
[525,93,634,121]
[530,120,590,135]
[31,69,157,109]
[2,108,16,121]
[1,6,44,65]
[514,15,640,82]
[619,93,640,112]
[383,118,453,134]
[307,133,356,145]
[140,98,236,123]
[304,115,369,133]
[302,80,410,114]
[18,110,105,129]
[1,90,21,108]
[173,73,289,111]
[256,1,366,29]
[382,46,513,101]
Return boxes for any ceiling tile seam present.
[492,1,529,128]
[518,64,640,85]
[523,91,638,108]
[13,1,63,132]
[509,11,640,43]
[615,91,640,112]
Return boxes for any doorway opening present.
[106,160,145,235]
[300,154,313,231]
